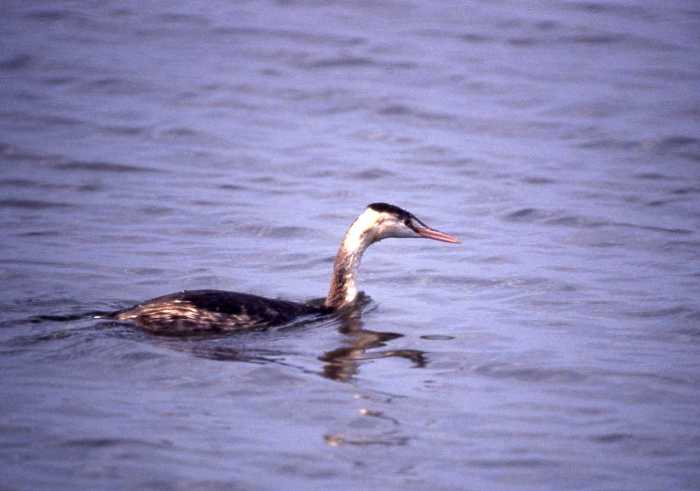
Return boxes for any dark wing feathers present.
[116,289,322,334]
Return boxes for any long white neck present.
[324,209,380,309]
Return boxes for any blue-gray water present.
[2,1,700,489]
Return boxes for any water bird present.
[114,203,459,334]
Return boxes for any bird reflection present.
[141,298,427,382]
[319,307,426,382]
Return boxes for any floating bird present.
[114,203,459,334]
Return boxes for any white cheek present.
[378,222,414,239]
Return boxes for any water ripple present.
[210,26,362,47]
[474,362,588,383]
[301,56,415,70]
[465,458,558,469]
[0,199,74,210]
[233,224,318,239]
[503,208,694,235]
[57,437,173,449]
[55,160,159,173]
[0,54,33,70]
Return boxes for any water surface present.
[1,1,700,489]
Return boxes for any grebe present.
[114,203,459,334]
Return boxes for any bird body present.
[115,203,458,334]
[115,290,322,335]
